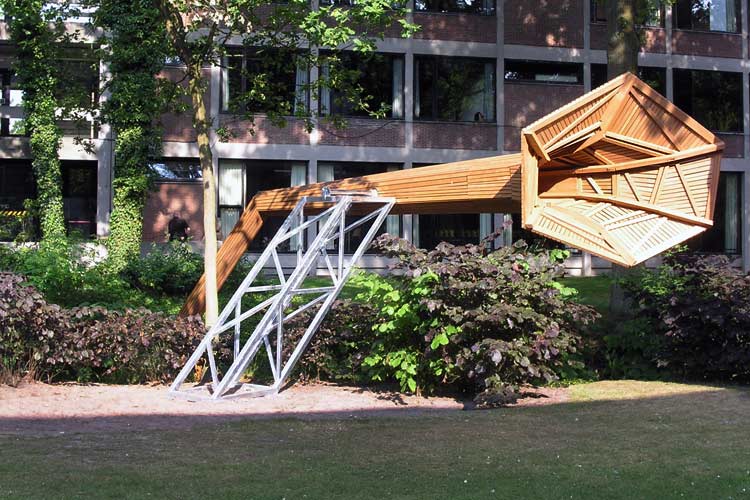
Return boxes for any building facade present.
[1,0,748,274]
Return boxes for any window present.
[218,160,307,251]
[415,56,495,122]
[0,161,35,211]
[149,159,202,181]
[673,69,742,132]
[1,68,26,137]
[591,64,666,95]
[0,161,35,241]
[689,172,742,254]
[505,60,583,85]
[223,49,307,116]
[591,2,664,27]
[320,52,404,119]
[318,162,401,253]
[57,58,99,109]
[673,0,741,32]
[415,0,495,15]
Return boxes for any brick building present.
[1,0,748,274]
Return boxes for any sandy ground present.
[0,382,567,435]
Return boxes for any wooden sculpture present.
[181,73,724,316]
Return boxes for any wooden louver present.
[181,73,723,316]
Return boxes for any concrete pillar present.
[496,0,504,152]
[665,3,674,102]
[583,0,591,92]
[96,56,113,238]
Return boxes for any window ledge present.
[413,10,495,17]
[672,28,741,36]
[153,179,203,184]
[504,80,583,86]
[591,21,664,30]
[413,119,497,125]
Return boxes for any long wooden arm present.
[181,155,522,316]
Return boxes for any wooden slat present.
[674,164,699,216]
[623,172,642,202]
[543,89,618,149]
[649,166,666,204]
[629,89,679,149]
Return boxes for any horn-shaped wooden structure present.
[181,73,723,316]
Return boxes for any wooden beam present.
[649,165,666,205]
[629,89,679,149]
[547,122,601,154]
[523,73,629,132]
[543,89,618,149]
[586,177,604,194]
[574,75,636,153]
[674,164,699,216]
[541,144,721,175]
[603,131,676,156]
[623,172,642,202]
[630,83,718,145]
[524,131,551,162]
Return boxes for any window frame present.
[319,51,405,120]
[414,55,497,123]
[672,0,742,33]
[221,47,309,117]
[413,0,496,16]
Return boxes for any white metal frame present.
[169,189,395,401]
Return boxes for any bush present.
[620,252,750,382]
[286,236,598,404]
[0,238,208,313]
[0,272,208,384]
[122,241,204,296]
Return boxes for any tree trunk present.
[606,0,640,79]
[189,63,219,327]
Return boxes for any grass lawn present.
[2,380,749,499]
[560,275,612,314]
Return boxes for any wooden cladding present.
[181,73,723,316]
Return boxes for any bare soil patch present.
[0,381,567,435]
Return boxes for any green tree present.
[94,0,176,271]
[154,0,417,325]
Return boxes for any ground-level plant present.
[617,251,750,382]
[286,236,599,404]
[0,272,208,384]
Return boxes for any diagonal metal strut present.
[169,190,395,401]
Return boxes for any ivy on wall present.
[95,0,174,271]
[4,0,67,240]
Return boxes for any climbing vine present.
[94,0,174,271]
[4,0,68,240]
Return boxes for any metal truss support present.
[169,189,395,401]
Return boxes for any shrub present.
[286,236,598,404]
[620,252,750,382]
[122,241,204,296]
[283,299,376,384]
[0,272,208,384]
[1,238,204,313]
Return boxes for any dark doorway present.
[62,161,97,237]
